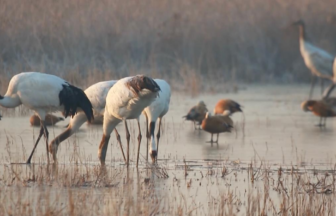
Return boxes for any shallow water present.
[1,84,336,215]
[1,84,335,165]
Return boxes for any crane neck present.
[0,95,21,108]
[298,25,307,42]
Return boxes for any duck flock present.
[0,20,336,166]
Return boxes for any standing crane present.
[98,75,160,167]
[292,20,335,98]
[0,72,94,164]
[48,80,125,162]
[142,79,171,163]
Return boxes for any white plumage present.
[142,79,171,162]
[0,72,94,163]
[48,80,117,161]
[98,75,161,167]
[293,20,335,98]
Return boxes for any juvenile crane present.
[30,114,64,126]
[98,75,160,167]
[48,80,121,162]
[301,97,336,127]
[201,112,233,143]
[183,101,208,129]
[293,20,335,98]
[0,72,94,164]
[142,79,171,163]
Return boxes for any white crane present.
[48,80,128,162]
[98,75,160,167]
[293,20,335,98]
[142,79,171,163]
[0,72,94,163]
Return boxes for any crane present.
[48,80,126,162]
[293,20,335,98]
[0,72,94,164]
[98,75,160,167]
[142,79,171,163]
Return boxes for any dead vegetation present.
[1,0,336,97]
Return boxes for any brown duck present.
[301,97,336,127]
[214,99,243,116]
[201,112,233,143]
[30,114,64,126]
[183,101,208,129]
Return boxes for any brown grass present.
[1,0,336,95]
[1,124,336,215]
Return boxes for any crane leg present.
[98,134,110,165]
[136,119,142,168]
[26,124,44,164]
[156,118,162,162]
[322,83,336,99]
[309,76,316,99]
[114,129,126,163]
[42,122,50,164]
[124,120,130,168]
[320,78,325,95]
[145,114,150,161]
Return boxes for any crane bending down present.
[98,75,160,167]
[48,80,124,162]
[0,72,94,163]
[292,20,335,98]
[142,79,171,163]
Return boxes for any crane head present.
[150,150,157,163]
[292,20,305,27]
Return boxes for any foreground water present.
[1,84,335,165]
[0,84,336,215]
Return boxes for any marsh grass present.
[1,0,336,97]
[1,132,336,215]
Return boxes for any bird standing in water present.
[183,101,208,129]
[214,99,243,116]
[30,114,64,126]
[48,80,118,162]
[301,97,336,127]
[0,72,94,164]
[98,75,160,167]
[142,79,171,163]
[292,20,335,98]
[201,112,233,143]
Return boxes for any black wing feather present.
[59,84,94,122]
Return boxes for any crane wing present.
[309,51,334,77]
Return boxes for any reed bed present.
[1,134,336,215]
[1,0,336,96]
